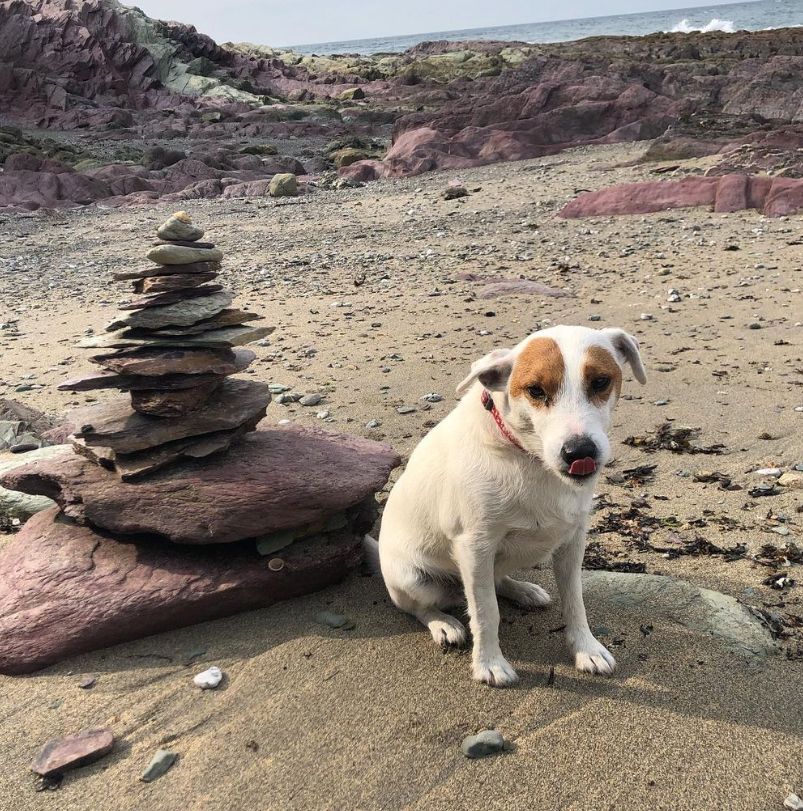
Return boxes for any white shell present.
[193,666,223,689]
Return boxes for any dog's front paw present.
[572,637,616,675]
[499,578,551,610]
[427,616,467,648]
[473,655,519,687]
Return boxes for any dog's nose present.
[561,435,598,467]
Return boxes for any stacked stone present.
[58,212,273,481]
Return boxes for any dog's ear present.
[456,348,515,396]
[602,328,647,384]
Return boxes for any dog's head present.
[457,326,647,484]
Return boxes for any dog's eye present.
[590,376,611,393]
[527,385,547,401]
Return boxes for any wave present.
[669,18,735,34]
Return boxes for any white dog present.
[369,325,646,687]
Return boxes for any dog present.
[368,325,646,687]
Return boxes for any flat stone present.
[141,749,178,783]
[778,471,803,490]
[582,571,777,662]
[134,272,217,294]
[117,284,223,311]
[146,244,223,265]
[73,423,256,481]
[146,310,261,336]
[1,424,400,544]
[0,445,66,519]
[154,240,215,249]
[114,261,221,281]
[79,324,274,350]
[130,380,222,417]
[70,379,270,452]
[107,292,232,331]
[156,212,204,242]
[0,507,364,673]
[58,370,230,393]
[461,730,505,759]
[30,727,114,776]
[91,347,255,377]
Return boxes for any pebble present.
[276,392,302,404]
[785,794,803,811]
[778,472,803,490]
[193,666,223,689]
[299,393,323,406]
[316,410,330,419]
[667,288,682,303]
[315,610,354,630]
[140,749,178,783]
[461,729,506,759]
[267,558,285,571]
[78,676,96,689]
[397,406,416,414]
[268,383,290,394]
[421,393,443,402]
[31,728,114,776]
[365,419,381,429]
[588,314,601,321]
[640,313,654,320]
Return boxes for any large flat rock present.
[79,324,274,350]
[70,379,270,453]
[0,508,362,674]
[91,347,255,377]
[107,291,232,331]
[1,424,400,543]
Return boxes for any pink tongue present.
[569,457,597,476]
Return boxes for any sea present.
[290,0,801,55]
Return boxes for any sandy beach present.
[1,143,802,808]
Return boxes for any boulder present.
[1,424,401,544]
[0,507,364,674]
[269,173,298,197]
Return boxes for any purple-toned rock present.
[134,272,217,294]
[58,370,230,393]
[114,262,222,281]
[30,727,114,776]
[0,508,363,674]
[116,284,223,310]
[130,380,222,417]
[91,347,254,377]
[0,425,401,544]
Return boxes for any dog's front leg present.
[455,535,518,687]
[552,528,616,675]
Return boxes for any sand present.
[0,143,801,809]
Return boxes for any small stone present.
[316,410,330,419]
[193,666,223,689]
[267,558,285,571]
[268,384,290,394]
[421,393,443,403]
[588,314,601,322]
[461,729,506,759]
[778,472,803,490]
[785,794,803,811]
[755,468,782,477]
[640,313,654,320]
[157,212,204,242]
[315,611,354,630]
[443,184,469,200]
[365,419,381,429]
[397,406,416,414]
[31,728,114,776]
[140,749,178,783]
[748,322,762,330]
[667,288,682,303]
[269,173,298,197]
[299,393,323,407]
[78,676,96,689]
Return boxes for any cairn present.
[58,212,272,480]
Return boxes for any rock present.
[140,749,178,783]
[0,507,365,673]
[0,445,67,519]
[114,261,222,281]
[193,666,223,689]
[130,380,222,417]
[146,244,224,265]
[443,184,468,200]
[785,794,803,811]
[778,472,803,490]
[79,324,274,350]
[156,212,204,242]
[92,348,255,378]
[107,292,232,331]
[338,87,365,100]
[58,370,230,393]
[70,379,270,453]
[118,283,223,309]
[300,393,323,406]
[1,424,400,544]
[74,424,256,481]
[134,271,218,294]
[145,309,261,336]
[461,730,505,759]
[269,173,298,197]
[30,728,114,776]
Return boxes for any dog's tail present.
[362,534,381,574]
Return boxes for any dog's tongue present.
[569,457,597,476]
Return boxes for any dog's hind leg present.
[496,576,551,609]
[381,556,467,648]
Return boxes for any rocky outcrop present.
[558,173,803,219]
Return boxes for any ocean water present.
[291,0,801,55]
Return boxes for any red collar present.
[481,389,525,452]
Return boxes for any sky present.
[130,0,744,47]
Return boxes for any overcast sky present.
[131,1,742,46]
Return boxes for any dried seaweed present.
[584,541,647,573]
[753,542,803,567]
[624,422,725,455]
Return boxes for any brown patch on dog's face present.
[509,337,565,406]
[583,345,622,405]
